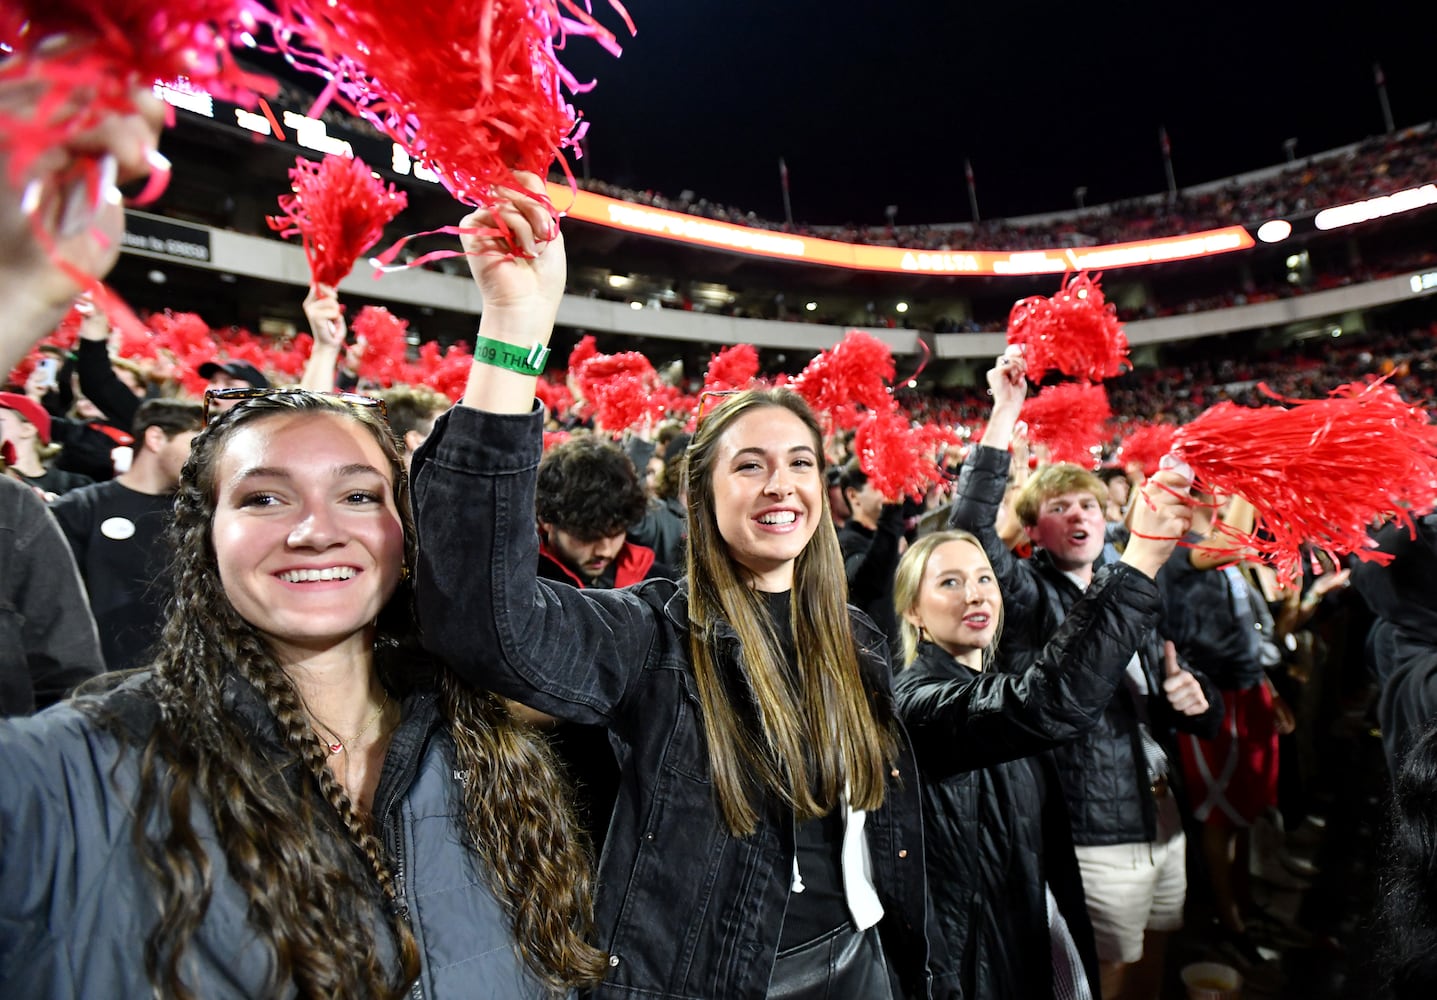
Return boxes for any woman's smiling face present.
[210,411,405,663]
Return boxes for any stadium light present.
[805,301,818,312]
[896,301,909,313]
[1256,220,1292,243]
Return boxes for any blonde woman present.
[891,466,1197,1000]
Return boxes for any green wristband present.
[472,335,551,376]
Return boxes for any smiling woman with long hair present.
[0,390,604,999]
[410,178,939,1000]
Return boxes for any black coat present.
[894,560,1166,1000]
[412,404,947,1000]
[948,445,1223,846]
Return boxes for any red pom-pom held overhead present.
[269,0,632,262]
[1008,273,1129,383]
[703,343,761,393]
[852,410,963,502]
[1,0,272,187]
[1,2,274,338]
[1168,379,1437,586]
[1019,382,1113,467]
[349,305,411,387]
[267,154,408,287]
[793,331,896,432]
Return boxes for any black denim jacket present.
[411,404,943,1000]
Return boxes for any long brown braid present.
[115,391,600,998]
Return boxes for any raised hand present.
[303,283,347,349]
[1120,469,1196,578]
[459,172,566,339]
[0,76,164,369]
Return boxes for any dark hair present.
[537,435,647,538]
[377,384,449,444]
[1377,717,1437,998]
[655,431,691,502]
[684,388,896,835]
[839,459,869,495]
[115,390,602,998]
[131,398,203,439]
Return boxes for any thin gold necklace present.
[314,691,390,755]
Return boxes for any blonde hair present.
[893,530,1004,669]
[684,389,897,836]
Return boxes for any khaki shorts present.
[1072,793,1187,965]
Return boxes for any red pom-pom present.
[1170,379,1437,585]
[567,335,599,378]
[534,375,573,418]
[575,351,660,433]
[349,305,411,387]
[1117,422,1179,477]
[0,2,273,185]
[1008,273,1129,383]
[1019,382,1112,466]
[413,341,474,402]
[793,330,896,431]
[703,343,760,393]
[269,0,631,215]
[542,429,571,451]
[266,154,407,288]
[852,410,963,501]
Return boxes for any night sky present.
[562,1,1436,226]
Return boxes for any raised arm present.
[947,353,1039,616]
[298,284,346,393]
[899,470,1195,777]
[410,177,658,731]
[0,77,163,373]
[74,302,141,430]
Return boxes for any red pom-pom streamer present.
[1019,382,1112,466]
[349,305,411,387]
[852,411,964,501]
[1166,380,1437,585]
[1,1,273,188]
[266,154,408,287]
[1117,422,1179,477]
[793,331,896,432]
[268,0,631,269]
[703,343,760,393]
[1008,273,1129,383]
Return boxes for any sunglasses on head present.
[202,387,388,427]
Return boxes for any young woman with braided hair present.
[0,390,605,999]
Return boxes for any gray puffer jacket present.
[0,675,556,999]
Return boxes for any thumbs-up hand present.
[1161,640,1209,716]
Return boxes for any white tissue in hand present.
[1158,453,1194,486]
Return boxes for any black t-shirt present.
[762,589,849,950]
[1157,535,1265,690]
[18,466,94,498]
[49,481,175,672]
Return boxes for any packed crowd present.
[577,125,1437,250]
[5,22,1437,1000]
